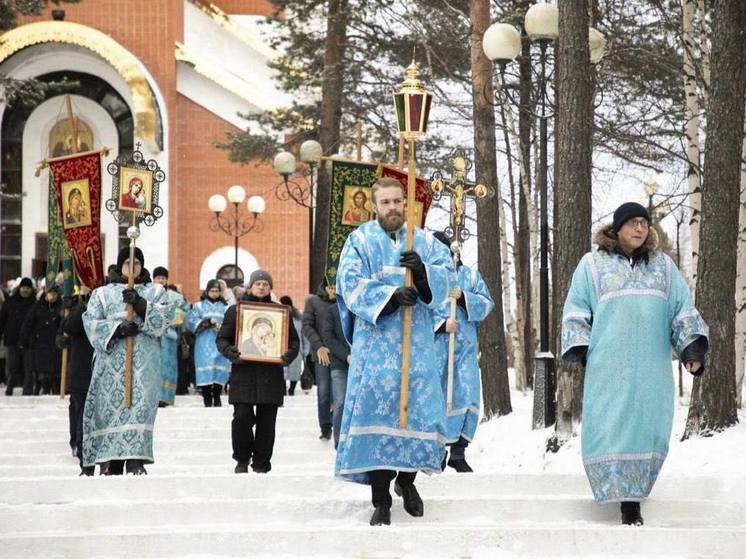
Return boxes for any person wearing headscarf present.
[186,279,230,407]
[19,283,64,395]
[82,247,172,475]
[561,202,709,525]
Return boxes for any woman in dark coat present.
[19,284,64,395]
[216,269,299,474]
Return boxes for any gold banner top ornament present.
[393,59,433,141]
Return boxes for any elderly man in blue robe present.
[561,202,708,526]
[82,247,172,475]
[432,231,494,473]
[335,176,453,526]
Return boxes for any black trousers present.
[231,403,279,470]
[369,470,417,508]
[5,346,31,395]
[68,392,87,469]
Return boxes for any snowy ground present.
[0,364,744,558]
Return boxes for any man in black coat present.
[216,270,300,474]
[0,278,36,395]
[320,303,350,449]
[302,280,336,439]
[56,291,95,475]
[19,284,63,395]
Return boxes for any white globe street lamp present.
[482,23,521,62]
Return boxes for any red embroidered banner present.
[378,164,432,227]
[47,150,105,290]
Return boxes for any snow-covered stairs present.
[1,394,745,558]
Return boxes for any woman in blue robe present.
[82,247,172,475]
[187,279,230,407]
[561,203,708,525]
[432,232,494,472]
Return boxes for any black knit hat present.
[19,277,33,289]
[206,279,221,291]
[117,247,144,272]
[248,269,273,289]
[153,266,168,279]
[612,202,650,234]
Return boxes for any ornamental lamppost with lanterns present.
[272,139,323,292]
[483,2,605,429]
[208,185,266,287]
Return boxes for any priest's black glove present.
[196,318,213,333]
[55,334,71,349]
[222,345,241,363]
[122,288,147,320]
[400,250,426,281]
[114,321,139,338]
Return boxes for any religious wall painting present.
[341,186,374,226]
[61,178,92,229]
[235,301,289,365]
[118,166,153,214]
[49,119,93,157]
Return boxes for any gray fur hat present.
[248,269,273,289]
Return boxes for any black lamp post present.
[208,186,265,287]
[483,3,605,429]
[272,139,322,293]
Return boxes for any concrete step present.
[0,473,738,505]
[1,524,744,558]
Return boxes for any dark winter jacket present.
[302,283,335,362]
[0,289,37,347]
[60,301,94,394]
[320,303,349,372]
[19,296,64,373]
[216,294,300,405]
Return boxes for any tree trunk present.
[499,188,518,373]
[733,110,746,408]
[684,0,746,437]
[313,0,349,291]
[552,0,593,441]
[518,23,535,389]
[682,0,702,289]
[470,0,511,417]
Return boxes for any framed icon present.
[235,301,290,364]
[341,186,374,226]
[61,178,92,230]
[118,166,153,214]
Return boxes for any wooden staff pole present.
[59,95,79,399]
[123,214,138,408]
[397,137,405,170]
[355,122,362,161]
[399,139,417,428]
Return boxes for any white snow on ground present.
[1,363,744,558]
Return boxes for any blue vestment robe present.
[159,290,189,405]
[82,281,172,466]
[187,299,230,387]
[335,220,453,484]
[433,264,494,443]
[561,248,708,503]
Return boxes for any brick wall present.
[213,0,274,15]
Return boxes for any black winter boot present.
[202,386,213,407]
[394,481,424,517]
[100,460,124,476]
[79,466,95,477]
[447,457,474,473]
[369,505,391,526]
[620,501,644,526]
[125,460,148,476]
[288,381,297,396]
[234,461,249,474]
[212,384,222,407]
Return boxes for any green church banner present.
[325,159,379,284]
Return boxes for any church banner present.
[45,177,74,297]
[48,149,106,290]
[324,159,433,285]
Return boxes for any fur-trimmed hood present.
[595,223,659,259]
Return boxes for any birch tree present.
[735,118,746,407]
